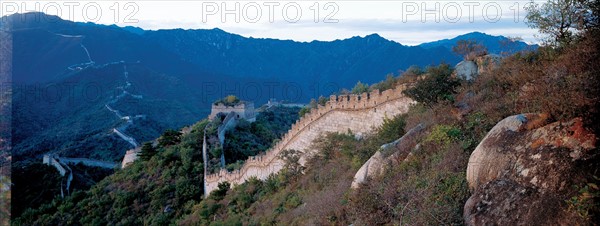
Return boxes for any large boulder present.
[464,114,597,225]
[351,124,423,189]
[466,114,596,191]
[455,61,479,81]
[464,179,582,225]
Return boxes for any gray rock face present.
[351,124,424,189]
[464,114,597,225]
[466,113,532,190]
[464,179,577,226]
[455,61,478,81]
[466,114,596,191]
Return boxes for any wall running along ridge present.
[204,84,414,195]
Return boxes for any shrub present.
[214,95,241,106]
[351,81,370,94]
[139,142,157,161]
[210,182,230,201]
[158,129,182,147]
[377,114,407,143]
[371,74,398,91]
[452,40,488,60]
[278,149,305,183]
[424,124,462,148]
[403,64,460,107]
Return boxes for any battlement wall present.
[209,102,256,121]
[204,84,414,195]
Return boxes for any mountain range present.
[6,12,535,161]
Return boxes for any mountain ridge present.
[7,12,536,162]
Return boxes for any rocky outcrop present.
[455,61,478,81]
[464,178,579,225]
[121,147,141,168]
[351,124,423,189]
[454,54,502,81]
[464,114,597,225]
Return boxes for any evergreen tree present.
[351,81,370,94]
[139,142,157,161]
[158,129,182,147]
[403,64,460,108]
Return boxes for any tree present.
[452,40,487,60]
[158,129,182,147]
[404,65,425,77]
[351,81,370,94]
[317,96,328,106]
[210,182,230,201]
[214,95,240,106]
[225,95,239,104]
[308,98,318,109]
[278,149,305,182]
[138,142,157,161]
[403,64,460,108]
[377,114,407,143]
[299,107,310,117]
[525,0,592,47]
[372,74,397,91]
[579,0,600,30]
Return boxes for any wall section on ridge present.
[204,84,414,195]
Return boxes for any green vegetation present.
[223,107,300,169]
[68,163,115,193]
[214,95,241,106]
[0,175,8,226]
[567,180,600,220]
[525,0,585,47]
[351,81,370,94]
[11,162,115,220]
[158,129,183,147]
[177,114,408,225]
[14,120,209,225]
[403,63,460,107]
[299,97,327,117]
[11,163,63,219]
[139,142,157,161]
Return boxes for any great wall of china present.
[204,84,414,195]
[43,154,117,197]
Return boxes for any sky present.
[1,0,546,45]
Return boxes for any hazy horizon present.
[1,0,544,45]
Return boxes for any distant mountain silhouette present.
[418,31,536,54]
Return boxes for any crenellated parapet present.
[209,101,256,122]
[204,84,414,196]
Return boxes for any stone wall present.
[43,154,68,176]
[59,157,118,169]
[43,154,73,197]
[209,102,256,122]
[204,84,414,195]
